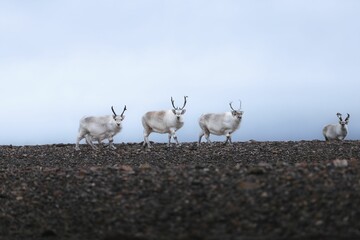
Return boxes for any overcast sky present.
[1,0,359,146]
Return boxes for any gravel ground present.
[1,140,360,240]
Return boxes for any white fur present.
[75,107,126,150]
[199,105,243,144]
[323,113,349,141]
[142,97,187,148]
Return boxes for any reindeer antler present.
[171,96,188,110]
[171,97,177,109]
[345,113,350,121]
[336,113,343,120]
[111,106,117,116]
[120,105,127,117]
[229,102,235,111]
[180,96,188,110]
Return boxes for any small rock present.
[333,159,348,168]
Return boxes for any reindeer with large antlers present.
[75,105,127,150]
[198,101,244,145]
[142,96,188,148]
[323,113,350,141]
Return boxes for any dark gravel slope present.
[1,141,360,240]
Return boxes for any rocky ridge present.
[0,141,359,240]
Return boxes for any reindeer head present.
[229,100,244,120]
[111,105,127,126]
[171,96,188,120]
[337,113,350,127]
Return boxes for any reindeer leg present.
[143,130,152,148]
[173,135,180,146]
[97,139,103,148]
[199,127,211,145]
[171,129,181,147]
[198,131,204,145]
[224,133,232,145]
[85,135,98,150]
[76,129,90,151]
[109,137,116,150]
[204,128,212,144]
[205,133,212,144]
[75,134,85,151]
[167,133,172,147]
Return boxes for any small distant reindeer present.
[322,113,350,141]
[75,106,127,150]
[198,101,244,145]
[142,96,188,148]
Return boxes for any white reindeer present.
[199,101,244,145]
[142,96,188,148]
[323,113,350,141]
[75,106,127,150]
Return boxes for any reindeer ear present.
[172,109,177,115]
[121,115,126,120]
[231,111,236,116]
[181,109,186,114]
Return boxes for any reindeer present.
[75,106,127,150]
[198,101,244,145]
[142,96,188,148]
[323,113,350,141]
